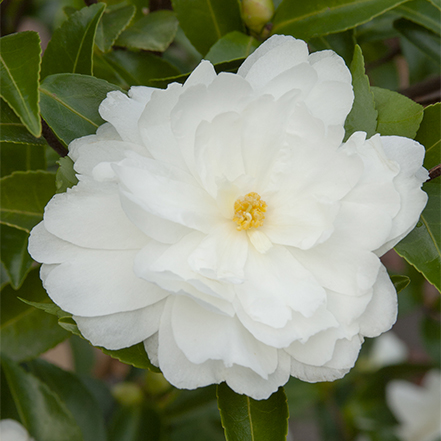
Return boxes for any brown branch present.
[41,119,68,157]
[428,164,441,181]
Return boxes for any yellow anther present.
[233,192,267,231]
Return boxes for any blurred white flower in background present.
[0,420,35,441]
[29,35,428,399]
[387,370,441,441]
[368,331,408,369]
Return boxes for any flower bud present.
[241,0,274,34]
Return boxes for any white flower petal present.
[74,300,166,350]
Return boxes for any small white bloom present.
[0,420,35,441]
[369,331,408,369]
[387,370,441,441]
[29,35,428,400]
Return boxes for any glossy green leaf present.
[271,0,408,41]
[217,384,289,441]
[0,31,42,137]
[395,0,441,35]
[205,31,260,64]
[0,171,55,232]
[354,11,401,43]
[0,225,33,289]
[40,73,121,146]
[56,156,79,193]
[428,0,441,10]
[101,343,160,372]
[308,29,356,65]
[390,275,411,293]
[115,10,178,52]
[108,403,162,441]
[344,45,378,141]
[1,143,46,177]
[95,2,136,53]
[394,18,441,64]
[1,269,69,362]
[41,3,106,79]
[0,99,46,146]
[94,49,180,89]
[172,0,244,56]
[0,355,83,441]
[372,87,424,138]
[416,103,440,170]
[395,179,441,292]
[27,359,107,441]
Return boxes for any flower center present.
[233,192,267,231]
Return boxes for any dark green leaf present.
[1,269,69,362]
[309,29,356,65]
[217,384,289,441]
[95,2,136,53]
[56,156,79,193]
[0,99,46,146]
[394,18,441,64]
[1,143,46,177]
[344,45,378,141]
[0,225,33,289]
[115,10,178,52]
[271,0,408,41]
[421,316,441,366]
[0,354,83,441]
[41,3,106,79]
[27,359,107,441]
[101,343,160,372]
[39,73,122,146]
[0,31,42,137]
[415,103,440,170]
[108,403,162,441]
[395,179,441,292]
[355,11,401,43]
[390,275,411,293]
[172,0,244,56]
[94,49,180,89]
[372,87,424,138]
[0,171,55,232]
[428,0,441,10]
[205,31,260,64]
[395,0,441,35]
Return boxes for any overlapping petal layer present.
[29,35,427,400]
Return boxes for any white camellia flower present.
[387,370,441,441]
[28,35,428,400]
[0,419,35,441]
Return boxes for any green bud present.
[112,382,144,406]
[241,0,275,34]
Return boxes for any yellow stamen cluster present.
[233,192,267,231]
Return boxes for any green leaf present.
[41,3,106,79]
[39,73,122,146]
[308,29,356,65]
[172,0,244,56]
[344,45,378,141]
[217,384,289,441]
[0,31,42,137]
[394,18,441,64]
[395,0,441,35]
[390,275,411,293]
[0,225,33,289]
[0,99,46,146]
[1,269,69,362]
[115,10,178,52]
[421,316,441,366]
[395,179,441,292]
[27,359,107,441]
[108,403,162,441]
[95,2,136,53]
[415,102,440,170]
[94,49,180,89]
[101,343,160,372]
[205,31,260,64]
[372,86,424,138]
[1,143,46,177]
[428,0,441,10]
[271,0,408,41]
[0,171,56,232]
[0,355,84,441]
[56,156,79,193]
